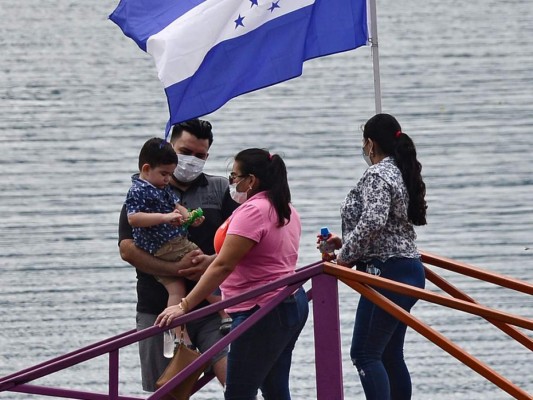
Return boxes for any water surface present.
[1,0,532,398]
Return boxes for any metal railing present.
[0,254,531,399]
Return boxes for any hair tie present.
[269,153,273,160]
[395,130,402,138]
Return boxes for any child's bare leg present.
[163,278,193,345]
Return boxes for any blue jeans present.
[351,257,425,400]
[225,287,309,400]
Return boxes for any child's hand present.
[166,210,184,225]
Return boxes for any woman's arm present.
[155,233,255,326]
[339,175,391,264]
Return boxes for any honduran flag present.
[110,0,368,126]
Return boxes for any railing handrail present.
[334,270,532,400]
[1,255,531,399]
[322,260,532,400]
[423,266,533,351]
[325,263,533,330]
[420,250,533,295]
[0,262,323,397]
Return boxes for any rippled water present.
[1,0,532,399]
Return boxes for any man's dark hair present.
[170,118,214,147]
[138,137,178,170]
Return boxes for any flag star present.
[234,14,245,28]
[249,0,259,7]
[268,1,280,12]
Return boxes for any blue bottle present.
[318,227,336,262]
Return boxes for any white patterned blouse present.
[338,157,420,265]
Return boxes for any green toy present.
[182,207,204,229]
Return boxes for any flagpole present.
[368,0,382,113]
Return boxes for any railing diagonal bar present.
[9,383,143,400]
[0,263,322,392]
[149,283,304,400]
[421,251,533,295]
[324,264,533,330]
[339,277,532,400]
[424,266,533,351]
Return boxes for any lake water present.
[1,0,532,399]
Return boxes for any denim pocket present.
[277,300,299,328]
[276,288,307,329]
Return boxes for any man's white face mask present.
[173,154,206,182]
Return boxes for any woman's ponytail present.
[394,133,427,225]
[363,114,427,226]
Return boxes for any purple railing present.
[0,261,330,400]
[1,256,531,399]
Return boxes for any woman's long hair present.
[234,148,291,226]
[363,113,427,225]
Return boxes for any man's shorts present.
[136,311,228,392]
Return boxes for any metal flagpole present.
[368,0,382,113]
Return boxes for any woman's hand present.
[178,253,214,281]
[155,305,184,327]
[336,259,352,268]
[327,233,343,250]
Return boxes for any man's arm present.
[118,204,210,278]
[119,238,197,276]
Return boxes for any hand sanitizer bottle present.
[163,329,176,358]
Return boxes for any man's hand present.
[178,253,215,281]
[190,215,205,227]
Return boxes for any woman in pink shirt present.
[156,148,309,400]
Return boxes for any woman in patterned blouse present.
[329,113,427,400]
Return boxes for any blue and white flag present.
[110,0,368,125]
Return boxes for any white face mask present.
[362,150,372,166]
[229,180,249,204]
[362,141,373,166]
[173,154,206,182]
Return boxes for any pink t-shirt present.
[220,191,301,312]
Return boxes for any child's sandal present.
[219,318,232,335]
